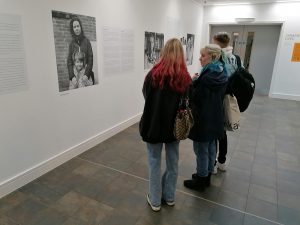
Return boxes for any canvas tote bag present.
[224,94,240,131]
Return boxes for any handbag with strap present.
[224,94,241,131]
[173,95,194,140]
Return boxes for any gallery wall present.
[0,0,203,197]
[202,2,300,100]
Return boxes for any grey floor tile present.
[26,208,68,225]
[5,198,47,224]
[53,191,90,216]
[210,205,244,225]
[253,154,277,167]
[250,173,277,189]
[0,214,20,225]
[277,169,300,184]
[223,166,252,183]
[248,184,277,204]
[222,176,250,197]
[277,178,300,196]
[100,209,140,225]
[278,192,300,212]
[251,163,277,180]
[243,214,281,225]
[0,191,27,215]
[72,199,113,225]
[278,206,300,225]
[18,181,63,205]
[246,197,277,221]
[229,158,253,172]
[277,159,300,173]
[61,217,86,225]
[217,190,247,211]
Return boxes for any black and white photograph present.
[186,33,195,65]
[144,31,164,69]
[180,36,187,46]
[52,10,98,92]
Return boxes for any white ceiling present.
[194,0,299,5]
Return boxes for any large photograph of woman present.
[52,10,98,92]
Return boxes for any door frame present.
[207,21,284,97]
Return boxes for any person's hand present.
[82,75,88,81]
[71,77,77,85]
[191,73,199,80]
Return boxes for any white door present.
[210,25,281,95]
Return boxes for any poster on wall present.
[52,10,98,92]
[144,31,164,70]
[0,13,28,95]
[291,43,300,62]
[186,33,195,65]
[102,27,134,75]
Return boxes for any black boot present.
[184,175,206,191]
[205,173,211,187]
[192,173,197,179]
[192,173,211,187]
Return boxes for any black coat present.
[188,61,228,142]
[139,73,182,144]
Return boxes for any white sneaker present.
[166,201,175,206]
[217,162,226,171]
[147,194,161,212]
[162,198,175,206]
[212,164,218,174]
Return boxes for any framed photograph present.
[144,31,164,69]
[52,10,98,92]
[186,33,195,65]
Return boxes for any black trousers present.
[217,131,227,164]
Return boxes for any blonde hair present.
[201,44,221,61]
[159,38,185,63]
[151,38,191,94]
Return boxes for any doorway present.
[210,24,281,95]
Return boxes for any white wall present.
[202,2,300,100]
[0,0,203,197]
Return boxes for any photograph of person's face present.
[73,21,81,36]
[75,58,84,71]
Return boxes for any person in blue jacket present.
[184,44,228,191]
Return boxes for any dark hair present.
[213,32,230,48]
[69,17,84,38]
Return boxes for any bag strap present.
[179,87,190,109]
[234,54,242,68]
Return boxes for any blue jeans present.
[193,140,217,177]
[146,141,179,207]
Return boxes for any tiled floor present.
[0,96,300,225]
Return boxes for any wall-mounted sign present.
[0,13,28,95]
[285,33,300,41]
[291,43,300,62]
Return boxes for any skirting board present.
[270,93,300,101]
[0,113,142,199]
